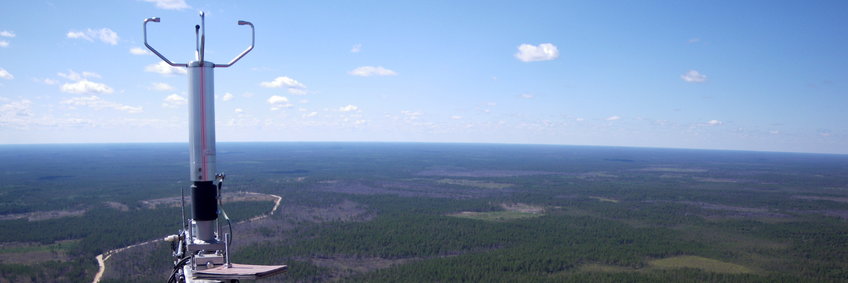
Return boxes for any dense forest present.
[1,143,847,282]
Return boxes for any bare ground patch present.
[416,167,562,177]
[449,203,545,222]
[436,178,512,189]
[792,195,848,204]
[104,201,129,211]
[0,209,87,221]
[636,167,708,173]
[139,191,278,209]
[569,256,754,276]
[0,241,76,264]
[313,180,499,199]
[678,201,790,219]
[589,196,620,203]
[296,255,417,280]
[234,199,373,246]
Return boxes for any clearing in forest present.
[649,255,754,274]
[449,203,544,222]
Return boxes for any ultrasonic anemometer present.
[145,12,286,282]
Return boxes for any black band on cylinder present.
[192,181,218,221]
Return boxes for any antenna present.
[145,12,286,283]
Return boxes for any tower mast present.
[144,12,286,283]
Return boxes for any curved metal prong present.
[215,20,254,68]
[144,17,187,67]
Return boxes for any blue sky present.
[0,0,846,154]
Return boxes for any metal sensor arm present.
[144,17,188,67]
[215,21,254,68]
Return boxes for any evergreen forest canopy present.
[0,142,846,282]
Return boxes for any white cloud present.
[401,110,422,120]
[351,43,362,53]
[267,95,289,104]
[0,41,8,48]
[144,0,190,10]
[605,115,621,121]
[150,82,174,91]
[303,111,318,118]
[34,78,58,85]
[519,93,534,99]
[130,47,150,55]
[0,99,37,129]
[66,28,119,45]
[60,80,114,94]
[450,115,463,120]
[706,119,723,126]
[260,76,305,88]
[83,72,101,79]
[0,68,12,80]
[162,94,187,108]
[0,99,32,122]
[349,66,397,77]
[267,95,292,110]
[515,43,559,62]
[0,30,15,38]
[58,70,100,81]
[62,96,142,113]
[339,104,358,112]
[145,61,187,75]
[287,88,308,95]
[234,108,243,113]
[681,70,707,83]
[222,92,234,101]
[260,76,309,95]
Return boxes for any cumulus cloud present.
[401,110,422,120]
[0,99,32,119]
[144,0,190,10]
[605,115,621,121]
[66,28,119,45]
[146,61,187,75]
[288,88,308,95]
[339,104,358,112]
[681,70,707,83]
[349,66,397,77]
[62,96,142,113]
[162,94,187,108]
[58,70,101,81]
[515,43,559,62]
[0,99,36,129]
[150,82,174,91]
[450,115,463,120]
[0,41,8,48]
[222,92,234,101]
[234,108,243,113]
[706,119,723,126]
[260,76,305,88]
[351,43,362,53]
[34,78,58,85]
[129,47,150,55]
[61,80,114,94]
[0,68,12,80]
[0,31,14,38]
[267,95,292,110]
[519,93,534,99]
[260,76,308,95]
[303,111,317,118]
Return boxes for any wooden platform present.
[194,263,288,280]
